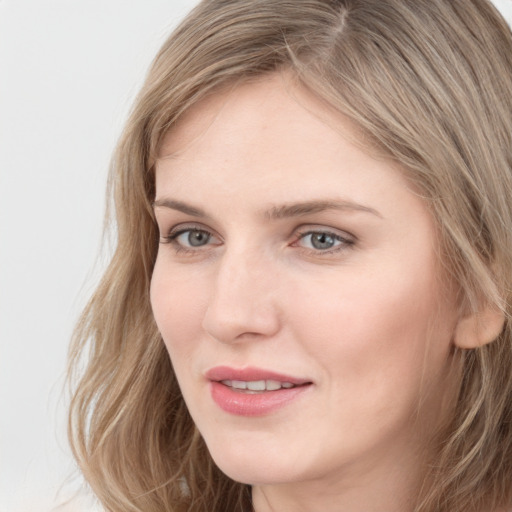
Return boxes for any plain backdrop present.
[1,1,511,511]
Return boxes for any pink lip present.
[205,366,310,385]
[206,366,312,417]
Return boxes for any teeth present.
[220,379,297,391]
[247,380,266,391]
[266,380,282,391]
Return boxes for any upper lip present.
[205,365,311,385]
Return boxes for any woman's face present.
[151,74,461,493]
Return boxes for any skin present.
[150,73,463,512]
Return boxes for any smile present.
[205,366,312,416]
[220,379,297,392]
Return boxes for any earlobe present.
[453,306,506,349]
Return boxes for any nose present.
[201,247,281,344]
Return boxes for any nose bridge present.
[202,241,280,343]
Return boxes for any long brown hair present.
[68,1,512,511]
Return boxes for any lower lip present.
[210,381,311,416]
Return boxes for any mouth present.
[205,366,313,416]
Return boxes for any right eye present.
[161,226,221,252]
[173,229,212,247]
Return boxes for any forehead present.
[157,73,365,161]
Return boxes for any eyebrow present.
[152,198,382,220]
[153,199,207,217]
[264,200,382,220]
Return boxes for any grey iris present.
[311,233,335,250]
[188,230,210,247]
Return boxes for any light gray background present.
[1,1,511,511]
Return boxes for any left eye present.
[298,231,350,251]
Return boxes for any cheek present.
[286,263,455,402]
[150,260,208,358]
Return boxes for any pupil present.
[311,233,334,250]
[188,230,209,247]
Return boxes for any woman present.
[68,1,512,511]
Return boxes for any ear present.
[453,305,505,349]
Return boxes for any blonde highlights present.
[68,1,512,511]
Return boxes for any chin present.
[206,439,307,486]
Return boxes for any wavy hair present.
[68,1,512,511]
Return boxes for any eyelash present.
[159,224,355,256]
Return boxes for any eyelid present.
[160,221,212,237]
[294,224,356,242]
